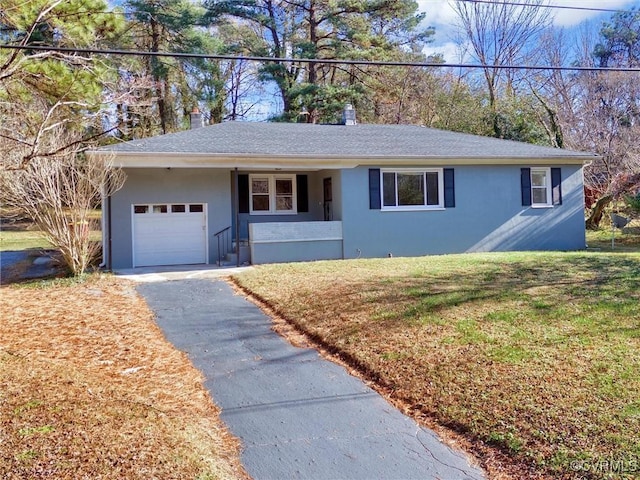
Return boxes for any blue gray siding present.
[109,168,232,269]
[110,168,344,268]
[340,165,585,259]
[109,164,585,268]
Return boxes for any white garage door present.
[132,203,207,267]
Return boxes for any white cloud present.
[418,0,640,61]
[425,41,468,63]
[419,0,639,29]
[418,0,458,27]
[550,0,639,27]
[418,0,461,60]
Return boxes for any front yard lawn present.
[234,251,640,479]
[0,276,247,480]
[0,230,51,251]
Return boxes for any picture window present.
[381,169,444,210]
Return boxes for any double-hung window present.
[381,168,444,210]
[249,174,297,214]
[521,167,562,208]
[530,167,552,207]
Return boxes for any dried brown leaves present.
[0,275,246,479]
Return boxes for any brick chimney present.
[342,104,356,125]
[190,107,203,129]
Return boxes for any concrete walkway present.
[115,264,253,282]
[137,279,485,480]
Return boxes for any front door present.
[323,178,333,221]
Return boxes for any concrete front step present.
[225,244,251,265]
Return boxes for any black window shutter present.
[238,174,249,213]
[521,168,532,206]
[444,168,455,208]
[369,169,381,209]
[296,174,309,212]
[551,168,562,205]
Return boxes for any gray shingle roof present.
[100,122,594,160]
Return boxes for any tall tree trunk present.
[485,73,501,138]
[585,194,612,230]
[149,16,167,134]
[307,0,318,123]
[531,89,564,148]
[209,62,225,124]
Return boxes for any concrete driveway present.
[137,279,485,480]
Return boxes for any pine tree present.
[205,0,433,122]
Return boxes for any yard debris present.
[119,366,145,375]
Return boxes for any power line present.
[456,0,638,14]
[2,44,639,72]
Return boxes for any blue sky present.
[108,0,640,63]
[105,0,640,118]
[418,0,640,61]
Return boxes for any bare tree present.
[533,22,640,228]
[451,0,552,137]
[0,95,111,170]
[0,128,125,276]
[366,65,490,134]
[577,71,640,228]
[225,59,266,121]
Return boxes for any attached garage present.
[132,203,207,267]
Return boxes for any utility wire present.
[456,0,638,14]
[2,44,639,72]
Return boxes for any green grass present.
[1,210,102,252]
[586,219,640,252]
[0,230,51,251]
[234,250,640,479]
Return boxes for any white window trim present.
[530,167,553,208]
[132,203,205,214]
[380,168,445,211]
[249,173,298,215]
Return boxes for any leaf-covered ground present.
[1,275,247,480]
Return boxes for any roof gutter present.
[87,151,598,169]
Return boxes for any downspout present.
[234,167,240,267]
[99,178,113,270]
[107,193,113,271]
[100,190,107,268]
